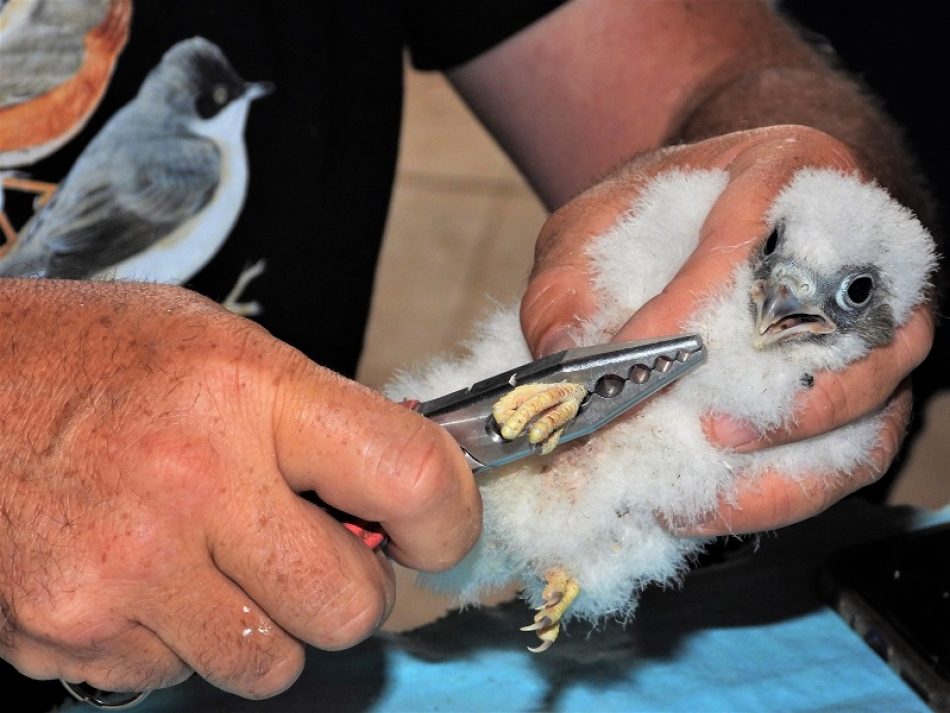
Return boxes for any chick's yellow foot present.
[492,382,586,454]
[520,569,580,653]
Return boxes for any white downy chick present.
[386,169,936,650]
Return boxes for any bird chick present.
[386,169,936,652]
[0,36,271,286]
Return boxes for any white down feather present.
[385,169,936,628]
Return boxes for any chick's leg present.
[493,382,586,454]
[521,568,580,653]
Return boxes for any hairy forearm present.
[451,0,932,227]
[673,61,934,231]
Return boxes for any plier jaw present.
[414,334,706,472]
[332,334,706,551]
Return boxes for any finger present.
[677,382,911,536]
[57,631,192,694]
[707,307,935,450]
[271,358,481,572]
[613,136,863,342]
[521,126,859,356]
[520,262,597,356]
[208,485,395,656]
[521,180,638,356]
[3,624,191,693]
[518,135,748,356]
[136,561,306,699]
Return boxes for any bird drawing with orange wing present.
[0,0,132,169]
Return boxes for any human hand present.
[520,125,934,534]
[0,280,479,697]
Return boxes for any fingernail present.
[537,333,576,357]
[708,416,761,450]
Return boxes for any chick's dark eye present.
[848,276,873,304]
[762,228,779,256]
[837,274,874,309]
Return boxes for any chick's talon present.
[492,382,586,453]
[520,569,580,653]
[537,427,565,455]
[524,623,560,654]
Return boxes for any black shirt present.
[12,0,563,376]
[0,1,562,707]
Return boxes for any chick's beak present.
[751,277,836,350]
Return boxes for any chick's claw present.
[520,569,581,653]
[492,382,587,454]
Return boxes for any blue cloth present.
[66,501,945,712]
[372,612,921,712]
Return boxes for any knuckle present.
[196,632,304,699]
[520,275,560,347]
[772,124,835,145]
[113,429,227,522]
[379,422,457,514]
[810,483,841,519]
[774,125,859,166]
[526,260,587,293]
[190,321,281,396]
[768,481,800,528]
[313,582,387,651]
[241,648,305,700]
[894,309,935,369]
[534,194,597,255]
[418,538,473,573]
[740,125,862,178]
[535,210,566,255]
[373,421,480,570]
[227,643,305,700]
[521,266,591,353]
[873,401,912,470]
[82,657,191,694]
[778,474,838,527]
[881,419,907,457]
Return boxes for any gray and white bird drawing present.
[386,169,936,652]
[0,36,271,289]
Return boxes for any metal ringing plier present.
[416,333,707,471]
[63,334,705,709]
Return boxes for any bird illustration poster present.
[1,3,270,314]
[1,1,393,377]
